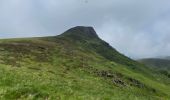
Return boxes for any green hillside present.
[0,26,169,100]
[162,56,170,60]
[138,58,170,79]
[139,58,170,70]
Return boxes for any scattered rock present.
[106,73,114,78]
[112,78,126,86]
[128,78,145,88]
[95,70,114,78]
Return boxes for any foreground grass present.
[0,63,167,100]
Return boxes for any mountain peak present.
[61,26,99,39]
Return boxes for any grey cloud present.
[0,0,170,58]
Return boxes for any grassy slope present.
[0,28,169,99]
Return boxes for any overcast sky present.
[0,0,170,58]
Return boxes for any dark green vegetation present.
[139,58,170,70]
[163,56,170,60]
[138,58,170,79]
[0,26,169,99]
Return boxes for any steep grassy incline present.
[59,26,136,66]
[0,26,169,99]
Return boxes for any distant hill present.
[0,26,169,99]
[138,58,170,70]
[138,58,170,79]
[163,56,170,60]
